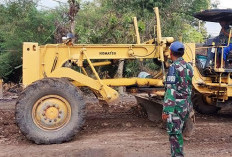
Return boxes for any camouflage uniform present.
[163,57,193,157]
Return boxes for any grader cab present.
[192,9,232,114]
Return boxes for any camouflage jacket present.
[163,57,193,117]
[219,25,232,44]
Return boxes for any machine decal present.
[99,51,117,55]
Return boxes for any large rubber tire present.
[15,78,86,144]
[192,90,220,114]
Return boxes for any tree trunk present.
[70,21,76,43]
[0,79,3,98]
[115,60,124,94]
[68,0,80,43]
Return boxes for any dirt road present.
[0,98,232,157]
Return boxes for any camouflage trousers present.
[167,113,187,157]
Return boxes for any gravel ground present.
[0,97,232,157]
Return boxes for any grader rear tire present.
[16,78,86,144]
[192,90,220,114]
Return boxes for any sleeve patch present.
[166,66,177,84]
[167,76,176,83]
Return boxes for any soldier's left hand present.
[162,113,169,121]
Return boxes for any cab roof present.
[194,9,232,23]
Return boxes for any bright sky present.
[38,0,68,9]
[38,0,94,9]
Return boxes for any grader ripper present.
[16,7,232,144]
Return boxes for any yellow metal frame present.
[192,31,232,101]
[23,7,232,104]
[23,42,172,103]
[23,8,177,103]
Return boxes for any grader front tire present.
[16,78,86,144]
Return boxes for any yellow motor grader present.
[16,7,232,144]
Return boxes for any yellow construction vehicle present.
[17,7,181,144]
[191,9,232,114]
[18,7,232,144]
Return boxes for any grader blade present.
[135,95,163,122]
[136,94,195,138]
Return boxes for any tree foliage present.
[75,0,210,77]
[0,0,56,81]
[0,0,213,82]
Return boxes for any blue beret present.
[170,41,185,53]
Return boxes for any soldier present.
[162,41,193,157]
[219,21,232,62]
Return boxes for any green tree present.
[75,0,210,77]
[0,0,213,81]
[0,0,56,81]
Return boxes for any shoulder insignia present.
[166,66,177,84]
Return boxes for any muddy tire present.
[192,90,220,114]
[15,78,86,144]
